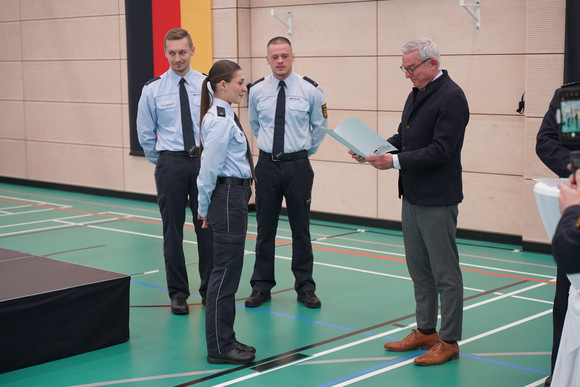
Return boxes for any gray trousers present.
[401,198,463,342]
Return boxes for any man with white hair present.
[351,38,469,366]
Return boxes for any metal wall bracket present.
[271,9,292,35]
[460,0,480,29]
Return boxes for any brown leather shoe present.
[414,340,459,366]
[384,329,439,352]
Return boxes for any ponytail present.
[199,60,242,151]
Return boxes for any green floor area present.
[0,183,553,386]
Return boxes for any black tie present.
[179,78,195,155]
[234,113,256,182]
[272,80,286,160]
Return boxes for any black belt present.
[259,150,308,161]
[217,177,252,186]
[160,149,200,158]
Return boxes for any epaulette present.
[249,77,265,88]
[216,106,226,117]
[145,76,161,86]
[303,76,319,87]
[562,81,580,88]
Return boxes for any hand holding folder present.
[323,118,397,157]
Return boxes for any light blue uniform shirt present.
[248,71,327,156]
[197,99,252,217]
[136,68,205,164]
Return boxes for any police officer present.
[136,28,213,315]
[245,36,328,309]
[197,60,255,365]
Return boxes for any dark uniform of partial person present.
[197,59,256,365]
[245,36,327,309]
[549,171,580,385]
[136,28,213,315]
[535,81,580,386]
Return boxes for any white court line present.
[506,295,554,305]
[308,238,554,281]
[320,309,553,387]
[213,281,552,387]
[0,213,94,228]
[101,211,161,222]
[0,224,77,237]
[0,207,57,217]
[68,369,228,387]
[460,252,555,269]
[87,225,164,240]
[460,262,555,280]
[0,195,70,208]
[276,255,412,282]
[299,357,398,365]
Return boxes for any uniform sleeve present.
[197,115,230,217]
[248,88,260,138]
[536,90,572,178]
[308,85,328,156]
[552,205,580,274]
[136,85,159,164]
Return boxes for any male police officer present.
[137,28,213,315]
[246,36,327,309]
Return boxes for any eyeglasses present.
[400,58,431,74]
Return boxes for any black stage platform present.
[0,249,130,373]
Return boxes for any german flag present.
[126,0,212,156]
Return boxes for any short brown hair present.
[164,28,193,48]
[267,36,292,49]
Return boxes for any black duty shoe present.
[171,297,189,315]
[235,340,256,353]
[207,347,255,365]
[297,291,321,308]
[245,290,271,307]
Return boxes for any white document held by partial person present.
[323,118,397,157]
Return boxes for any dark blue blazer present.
[387,70,469,206]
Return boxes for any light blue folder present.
[323,117,397,157]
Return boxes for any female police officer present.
[196,60,256,365]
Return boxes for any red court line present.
[1,198,555,285]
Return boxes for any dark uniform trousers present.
[154,151,214,300]
[251,156,316,293]
[205,183,252,356]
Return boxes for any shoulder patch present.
[145,76,161,86]
[249,77,265,88]
[303,76,319,87]
[216,106,226,117]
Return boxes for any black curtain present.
[125,0,154,156]
[564,0,580,84]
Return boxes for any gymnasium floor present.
[0,182,555,387]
